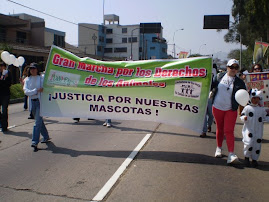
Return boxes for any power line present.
[7,0,142,38]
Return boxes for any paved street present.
[0,102,269,202]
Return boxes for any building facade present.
[78,14,168,60]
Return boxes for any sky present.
[1,0,243,60]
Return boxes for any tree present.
[227,49,253,70]
[225,0,269,49]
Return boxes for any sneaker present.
[227,153,239,164]
[103,122,107,126]
[31,144,38,152]
[106,123,111,128]
[199,133,207,138]
[28,115,34,119]
[1,128,8,133]
[215,147,222,158]
[41,138,51,143]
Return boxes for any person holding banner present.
[23,63,50,151]
[211,59,246,164]
[251,64,263,73]
[200,64,217,138]
[0,62,11,133]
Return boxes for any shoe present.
[244,157,251,167]
[103,122,107,126]
[215,147,222,158]
[199,133,207,138]
[41,137,51,143]
[1,128,8,132]
[73,118,80,123]
[207,126,211,132]
[31,143,38,152]
[252,160,258,168]
[106,123,111,128]
[227,153,239,164]
[28,116,34,119]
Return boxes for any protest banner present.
[41,46,212,133]
[253,41,269,64]
[246,72,269,109]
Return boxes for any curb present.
[10,98,24,104]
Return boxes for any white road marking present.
[92,133,152,201]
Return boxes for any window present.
[122,28,127,33]
[106,38,113,43]
[150,47,155,50]
[106,29,113,34]
[0,26,6,42]
[104,48,113,53]
[162,48,166,53]
[122,38,127,43]
[97,46,103,52]
[152,37,159,42]
[99,36,104,43]
[54,34,65,47]
[128,37,137,43]
[16,31,27,44]
[114,47,127,53]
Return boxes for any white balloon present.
[18,56,25,66]
[1,51,10,64]
[9,54,16,65]
[235,89,249,106]
[14,58,20,67]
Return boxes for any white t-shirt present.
[213,73,235,111]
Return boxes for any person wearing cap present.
[23,62,50,151]
[240,88,269,167]
[0,62,11,133]
[211,59,246,164]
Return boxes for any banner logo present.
[174,80,202,100]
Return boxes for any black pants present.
[0,95,10,130]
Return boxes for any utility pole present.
[173,28,184,58]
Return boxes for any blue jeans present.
[31,99,49,145]
[105,119,111,124]
[202,98,213,133]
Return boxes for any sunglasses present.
[30,67,37,69]
[228,65,239,70]
[254,68,261,71]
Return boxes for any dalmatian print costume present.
[240,89,269,160]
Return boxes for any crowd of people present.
[0,59,268,167]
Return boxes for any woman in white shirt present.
[211,59,246,164]
[23,63,50,151]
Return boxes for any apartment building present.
[78,14,168,60]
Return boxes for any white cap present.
[227,59,239,67]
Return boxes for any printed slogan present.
[41,46,212,133]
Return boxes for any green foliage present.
[10,84,24,99]
[225,0,269,48]
[227,49,253,70]
[188,54,202,57]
